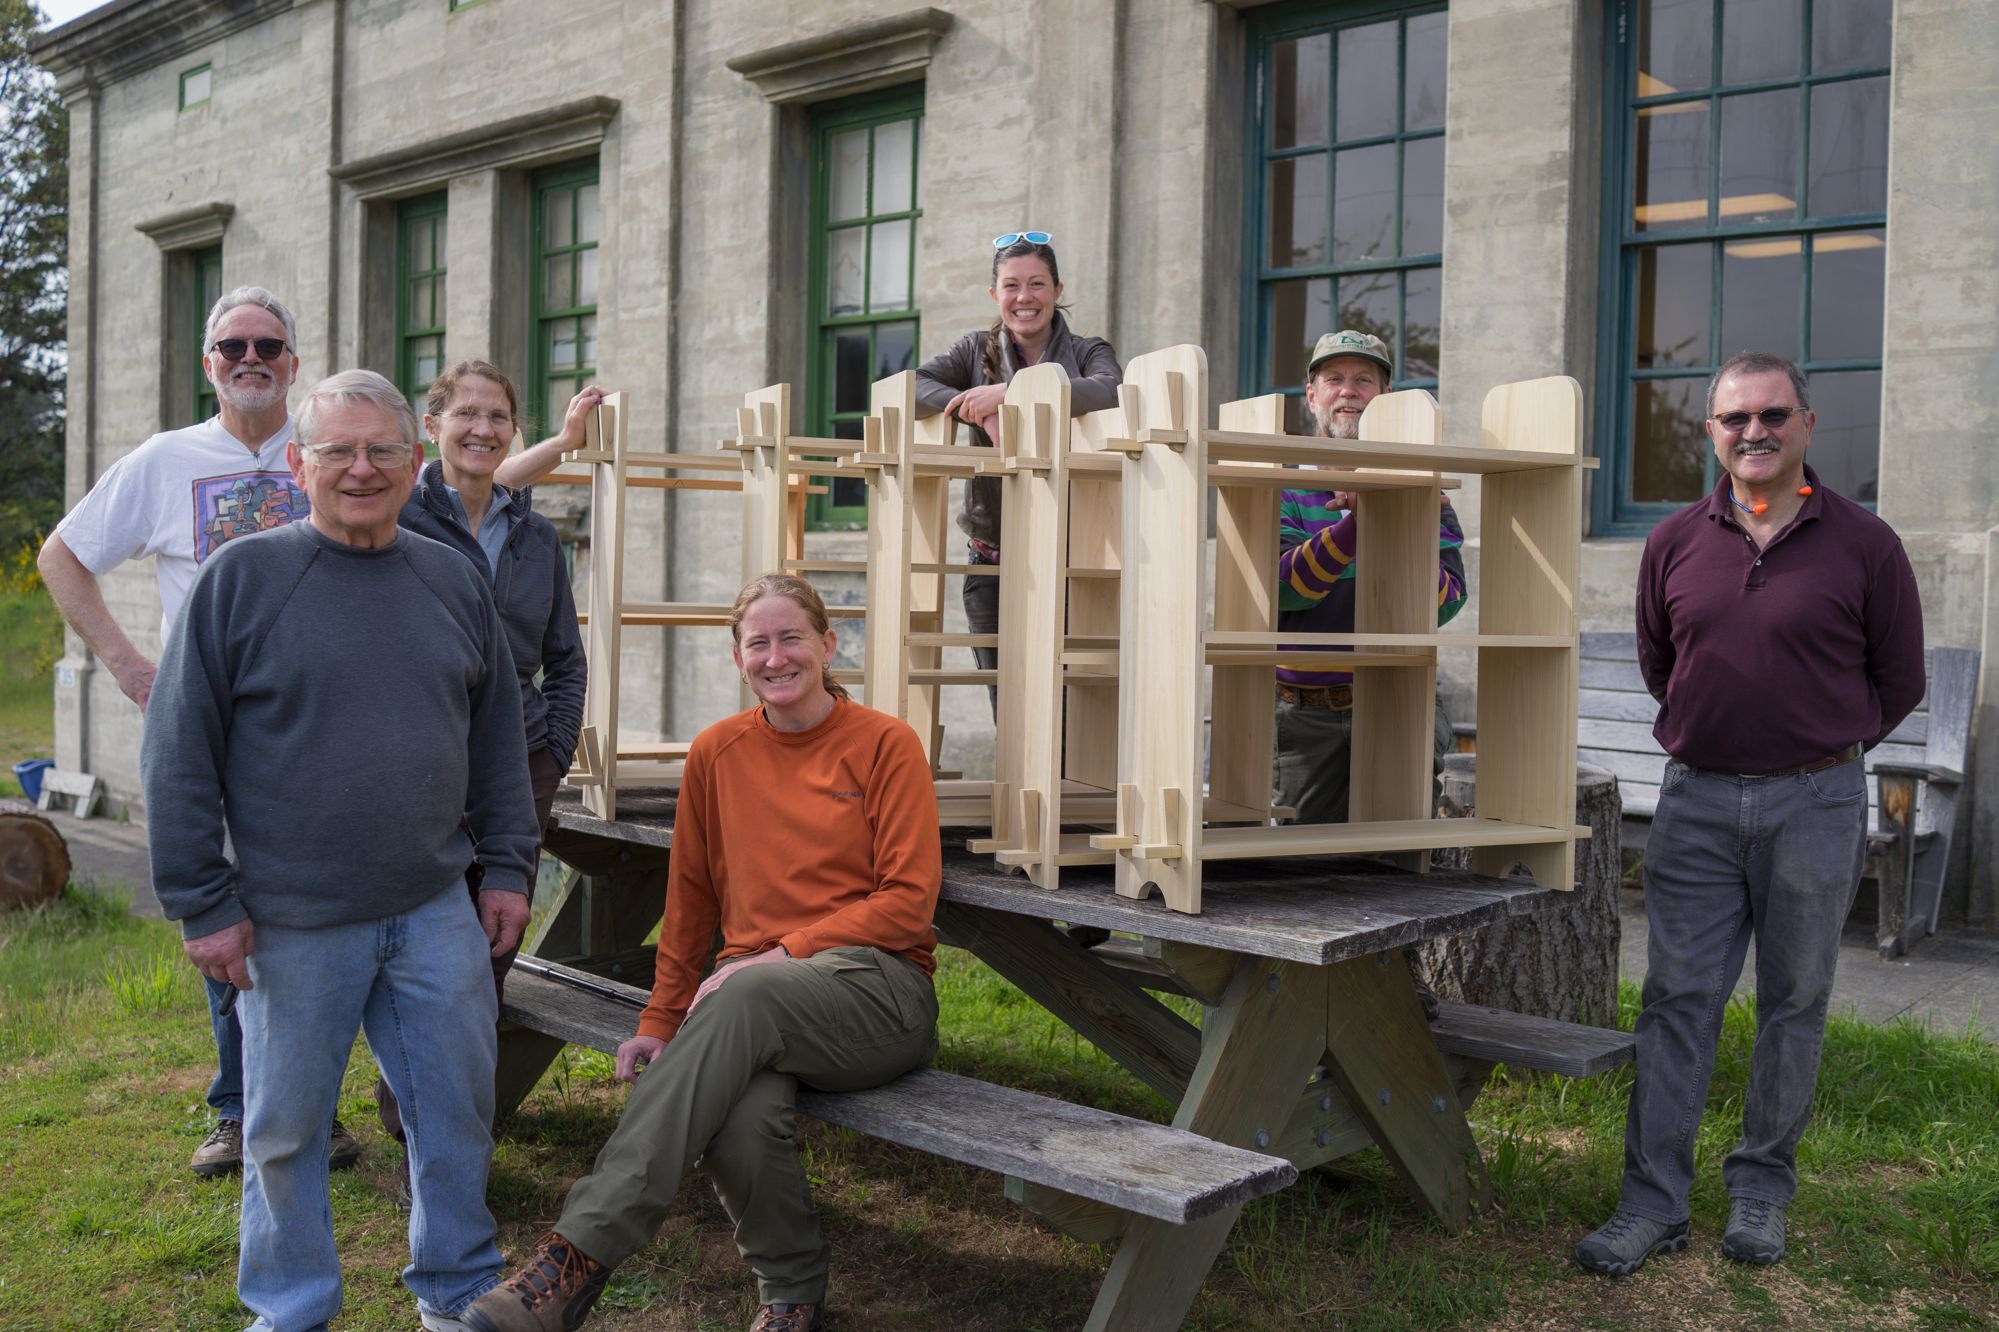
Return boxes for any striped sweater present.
[1275,490,1468,687]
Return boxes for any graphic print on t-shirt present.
[194,471,310,563]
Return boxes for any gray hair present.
[203,285,299,353]
[1707,351,1810,416]
[296,369,420,447]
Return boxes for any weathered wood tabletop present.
[519,790,1564,1332]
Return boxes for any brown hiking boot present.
[190,1118,242,1176]
[328,1117,362,1171]
[462,1232,611,1332]
[751,1304,823,1332]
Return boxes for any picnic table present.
[504,791,1629,1330]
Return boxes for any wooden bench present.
[1466,632,1979,960]
[499,959,1298,1227]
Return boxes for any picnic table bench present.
[1459,632,1979,959]
[504,792,1634,1331]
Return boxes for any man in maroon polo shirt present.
[1576,350,1924,1276]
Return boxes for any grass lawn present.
[1,887,1993,1331]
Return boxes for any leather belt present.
[1739,743,1863,779]
[1276,682,1353,711]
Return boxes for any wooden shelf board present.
[1205,463,1449,492]
[1205,631,1573,650]
[1204,430,1598,475]
[1198,817,1589,861]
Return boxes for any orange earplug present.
[1749,501,1769,516]
[1798,485,1813,497]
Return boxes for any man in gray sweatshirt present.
[142,369,540,1332]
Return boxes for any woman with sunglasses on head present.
[914,232,1122,709]
[374,359,589,1196]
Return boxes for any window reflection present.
[1632,378,1709,503]
[1271,34,1330,150]
[1802,370,1881,502]
[1808,77,1888,217]
[1808,231,1885,361]
[1636,0,1711,96]
[1722,0,1801,84]
[1720,241,1802,363]
[1634,101,1709,230]
[1635,244,1710,368]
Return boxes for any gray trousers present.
[1620,755,1868,1222]
[1272,693,1454,824]
[556,947,938,1304]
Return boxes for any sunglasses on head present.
[1710,406,1805,433]
[992,230,1053,249]
[210,337,292,362]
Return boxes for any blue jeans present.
[1620,755,1868,1223]
[236,887,503,1331]
[204,974,245,1120]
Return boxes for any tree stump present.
[0,799,71,911]
[1412,759,1622,1027]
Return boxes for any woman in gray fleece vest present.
[912,234,1121,710]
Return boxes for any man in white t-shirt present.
[39,286,364,1178]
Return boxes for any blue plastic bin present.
[11,759,54,803]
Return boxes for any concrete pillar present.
[1878,0,1999,925]
[51,76,98,778]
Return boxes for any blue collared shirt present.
[444,484,514,579]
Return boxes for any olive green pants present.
[1273,692,1454,824]
[555,946,938,1304]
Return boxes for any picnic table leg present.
[1321,949,1491,1231]
[1084,956,1331,1332]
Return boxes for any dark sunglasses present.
[209,337,292,362]
[1710,406,1806,433]
[992,230,1053,248]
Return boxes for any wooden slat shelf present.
[1198,817,1589,862]
[620,450,746,471]
[1203,429,1600,475]
[1205,463,1450,492]
[784,559,867,573]
[1205,631,1574,651]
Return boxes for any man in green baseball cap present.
[1273,329,1469,897]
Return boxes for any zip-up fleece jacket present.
[400,460,586,765]
[914,312,1121,548]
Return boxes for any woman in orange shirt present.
[466,574,941,1332]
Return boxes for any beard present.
[1309,403,1360,440]
[216,369,289,413]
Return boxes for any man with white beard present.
[1270,329,1468,833]
[39,285,363,1178]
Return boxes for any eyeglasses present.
[209,337,292,362]
[299,441,415,469]
[444,408,515,430]
[992,230,1053,248]
[1710,407,1807,433]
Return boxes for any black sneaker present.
[1721,1197,1786,1265]
[1575,1208,1689,1276]
[329,1117,362,1171]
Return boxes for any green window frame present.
[1242,0,1447,433]
[806,87,923,529]
[532,160,601,436]
[397,191,449,410]
[192,245,222,424]
[179,63,211,112]
[1595,0,1891,532]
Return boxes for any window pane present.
[835,329,870,414]
[876,321,917,379]
[1404,11,1447,132]
[1719,89,1799,222]
[1267,156,1327,268]
[1269,277,1333,387]
[545,190,573,249]
[1808,75,1888,217]
[1336,270,1396,346]
[1808,229,1885,361]
[1721,0,1801,85]
[1400,136,1444,257]
[1332,142,1396,262]
[828,226,864,316]
[1270,34,1330,150]
[1404,266,1440,380]
[1634,242,1711,367]
[830,129,868,222]
[433,275,446,322]
[873,119,915,214]
[409,219,431,268]
[413,336,442,388]
[1720,238,1802,362]
[1805,370,1879,501]
[1631,377,1709,502]
[868,218,912,311]
[830,419,868,509]
[1634,101,1709,230]
[1813,0,1892,74]
[1336,21,1399,141]
[181,66,211,106]
[543,255,572,309]
[434,215,447,267]
[577,184,600,245]
[410,277,433,326]
[578,249,598,307]
[579,313,597,370]
[548,317,577,372]
[1636,0,1712,95]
